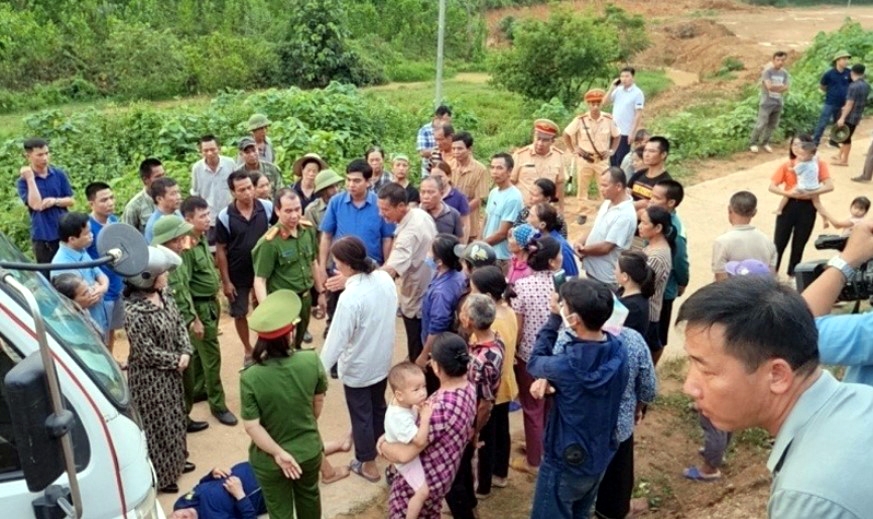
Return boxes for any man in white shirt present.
[712,191,777,281]
[191,134,236,246]
[605,67,645,168]
[574,167,637,287]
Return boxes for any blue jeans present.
[530,459,604,519]
[812,103,842,145]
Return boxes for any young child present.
[385,362,432,519]
[826,195,870,236]
[775,141,836,227]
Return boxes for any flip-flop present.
[321,465,350,484]
[682,466,722,481]
[349,459,380,483]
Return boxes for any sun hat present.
[150,215,193,247]
[833,50,851,62]
[247,113,272,131]
[313,169,344,194]
[292,153,328,178]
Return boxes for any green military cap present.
[249,289,302,340]
[314,169,344,194]
[247,113,272,131]
[392,153,410,164]
[833,50,851,62]
[151,215,193,246]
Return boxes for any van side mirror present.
[3,352,73,492]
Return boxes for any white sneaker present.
[750,145,759,153]
[763,145,773,153]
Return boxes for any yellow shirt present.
[493,303,518,404]
[563,112,620,156]
[510,145,566,200]
[448,156,490,237]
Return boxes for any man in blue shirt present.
[171,462,265,519]
[17,138,75,265]
[143,177,182,244]
[85,182,125,352]
[680,275,873,518]
[51,212,110,337]
[812,50,852,146]
[527,279,628,518]
[482,153,524,264]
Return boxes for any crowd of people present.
[13,53,873,519]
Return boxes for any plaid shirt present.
[417,123,435,176]
[468,339,504,403]
[387,383,477,518]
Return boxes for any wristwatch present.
[827,255,857,281]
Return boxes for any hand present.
[419,401,433,424]
[414,352,428,369]
[316,292,327,317]
[82,288,101,308]
[190,318,204,339]
[635,403,645,425]
[548,292,561,316]
[19,166,34,181]
[841,220,873,269]
[40,197,56,210]
[178,354,190,372]
[574,241,586,258]
[324,273,347,292]
[837,118,846,128]
[223,476,246,499]
[530,378,555,400]
[211,467,231,479]
[677,286,687,297]
[222,281,237,302]
[274,450,302,479]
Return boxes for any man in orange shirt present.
[511,119,567,213]
[448,132,490,240]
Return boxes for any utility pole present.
[435,0,446,108]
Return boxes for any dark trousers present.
[33,240,59,278]
[700,414,731,469]
[402,315,423,361]
[343,379,387,462]
[812,102,842,145]
[446,443,477,518]
[860,139,873,181]
[611,135,631,167]
[324,288,343,338]
[477,402,509,494]
[658,297,675,348]
[594,435,634,519]
[773,199,817,276]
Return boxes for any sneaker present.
[303,331,313,343]
[749,145,759,153]
[763,145,773,153]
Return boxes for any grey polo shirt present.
[191,156,236,224]
[768,371,873,518]
[582,197,637,285]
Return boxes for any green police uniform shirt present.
[167,262,195,326]
[184,235,221,298]
[240,351,328,465]
[251,223,317,294]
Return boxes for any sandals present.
[682,466,722,481]
[348,459,380,483]
[312,306,326,320]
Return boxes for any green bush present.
[184,34,279,93]
[102,20,189,100]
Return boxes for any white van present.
[0,232,163,518]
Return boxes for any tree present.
[490,9,625,107]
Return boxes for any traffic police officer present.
[511,119,568,213]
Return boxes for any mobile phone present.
[553,269,567,292]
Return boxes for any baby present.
[776,140,835,227]
[385,361,432,519]
[826,196,870,236]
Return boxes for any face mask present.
[425,257,437,271]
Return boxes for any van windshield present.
[0,234,128,407]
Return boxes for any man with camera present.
[802,222,873,386]
[563,89,620,224]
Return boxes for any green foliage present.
[489,7,649,107]
[102,21,189,100]
[655,21,871,162]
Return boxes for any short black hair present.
[435,105,452,117]
[365,146,384,159]
[773,51,788,59]
[729,191,757,217]
[620,66,636,76]
[654,179,684,207]
[648,136,670,155]
[85,181,111,201]
[603,166,628,189]
[560,278,614,331]
[23,138,48,152]
[677,276,819,375]
[180,195,209,218]
[452,131,474,149]
[274,187,299,211]
[436,123,454,138]
[533,178,558,203]
[851,196,871,213]
[52,272,84,300]
[852,63,866,75]
[58,212,91,243]
[491,152,514,172]
[346,158,373,181]
[149,177,177,203]
[139,158,163,183]
[199,134,219,147]
[377,182,408,206]
[227,169,252,191]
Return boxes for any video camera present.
[794,234,873,302]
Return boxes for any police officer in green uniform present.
[150,214,211,434]
[181,196,237,426]
[241,289,327,519]
[252,188,325,349]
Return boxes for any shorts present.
[228,285,252,318]
[843,122,858,144]
[104,298,125,331]
[397,456,426,491]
